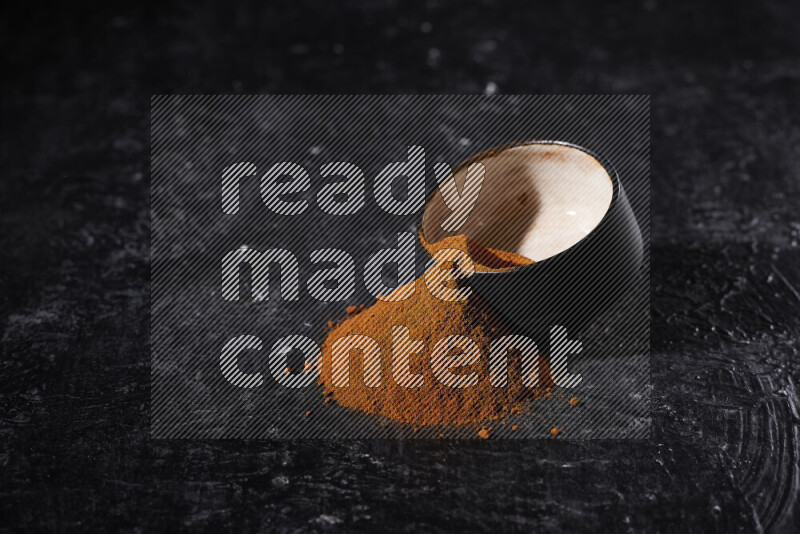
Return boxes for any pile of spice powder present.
[319,234,555,426]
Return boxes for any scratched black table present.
[1,1,798,531]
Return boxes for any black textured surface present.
[2,1,799,531]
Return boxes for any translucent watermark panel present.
[151,95,650,439]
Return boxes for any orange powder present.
[420,232,535,272]
[319,234,555,426]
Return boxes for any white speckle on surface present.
[427,48,441,67]
[484,81,498,95]
[271,476,289,487]
[312,514,343,526]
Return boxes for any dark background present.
[2,0,799,531]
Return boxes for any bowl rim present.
[417,138,623,275]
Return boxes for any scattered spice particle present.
[345,305,359,315]
[283,367,291,375]
[511,425,518,431]
[323,397,333,404]
[304,410,311,416]
[478,427,491,439]
[550,427,560,436]
[327,320,335,329]
[569,397,580,406]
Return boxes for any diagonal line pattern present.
[151,95,650,440]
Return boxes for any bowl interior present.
[421,143,614,262]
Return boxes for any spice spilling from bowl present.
[319,234,552,426]
[319,142,614,435]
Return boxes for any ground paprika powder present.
[319,233,556,428]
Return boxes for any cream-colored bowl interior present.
[422,143,614,262]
